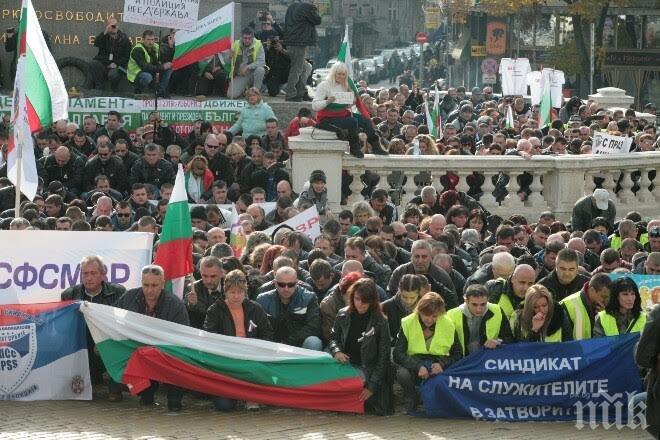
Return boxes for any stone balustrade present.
[289,127,660,221]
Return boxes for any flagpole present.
[14,139,23,216]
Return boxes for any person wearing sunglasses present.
[90,17,131,92]
[256,266,323,350]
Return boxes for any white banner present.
[592,132,633,155]
[262,207,321,241]
[123,0,200,30]
[0,231,153,304]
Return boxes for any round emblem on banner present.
[71,375,85,394]
[481,58,499,75]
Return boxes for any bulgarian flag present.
[81,302,364,413]
[505,104,515,129]
[153,164,193,299]
[172,2,234,70]
[335,25,372,122]
[539,73,553,127]
[7,0,68,200]
[425,85,442,139]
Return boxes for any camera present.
[6,27,15,34]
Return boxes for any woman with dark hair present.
[402,205,422,226]
[204,270,274,411]
[511,284,571,342]
[329,278,393,415]
[593,277,646,336]
[446,205,469,229]
[393,291,462,412]
[467,209,489,241]
[381,274,427,340]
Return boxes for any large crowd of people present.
[0,2,658,434]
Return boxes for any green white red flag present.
[172,2,234,70]
[336,25,372,122]
[539,74,553,127]
[7,0,68,200]
[229,203,246,257]
[81,302,364,413]
[153,164,193,299]
[425,86,442,139]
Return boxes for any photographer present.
[90,18,131,92]
[283,0,321,102]
[264,36,291,97]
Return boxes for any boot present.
[349,142,364,158]
[368,134,389,155]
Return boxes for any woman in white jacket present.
[312,62,386,158]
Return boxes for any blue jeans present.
[302,336,323,351]
[136,69,172,95]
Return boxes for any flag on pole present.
[505,104,515,129]
[153,164,193,299]
[425,86,442,139]
[7,0,68,201]
[336,25,372,121]
[229,203,246,257]
[539,74,553,128]
[81,302,364,413]
[172,2,234,70]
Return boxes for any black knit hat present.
[309,169,326,183]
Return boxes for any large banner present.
[0,96,244,137]
[0,302,91,401]
[0,231,153,304]
[421,334,642,424]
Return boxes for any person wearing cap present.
[227,27,266,99]
[571,188,616,233]
[298,169,328,215]
[449,104,476,132]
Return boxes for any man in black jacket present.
[184,256,224,329]
[115,265,189,411]
[60,256,126,397]
[130,143,175,191]
[82,139,128,195]
[539,248,590,302]
[90,18,131,91]
[635,303,659,438]
[283,0,321,102]
[42,146,85,198]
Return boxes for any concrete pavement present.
[0,393,650,440]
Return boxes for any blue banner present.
[0,302,91,400]
[421,334,642,422]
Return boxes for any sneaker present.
[349,145,364,159]
[245,401,260,411]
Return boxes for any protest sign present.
[421,334,642,424]
[0,231,153,304]
[262,207,321,241]
[593,132,633,155]
[123,0,199,30]
[0,95,244,138]
[0,302,91,401]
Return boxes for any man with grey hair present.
[61,255,126,397]
[388,239,458,307]
[185,256,224,329]
[9,217,30,230]
[409,186,442,214]
[256,266,322,350]
[465,252,515,292]
[115,264,189,411]
[433,253,466,295]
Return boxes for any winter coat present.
[328,308,394,415]
[204,297,274,340]
[115,288,190,326]
[539,270,590,302]
[283,1,322,47]
[387,262,457,307]
[256,286,321,346]
[130,157,176,188]
[93,30,131,67]
[184,279,223,329]
[228,101,276,139]
[634,304,660,435]
[41,154,86,197]
[83,155,129,193]
[60,281,125,305]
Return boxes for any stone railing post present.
[288,127,348,213]
[533,157,587,221]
